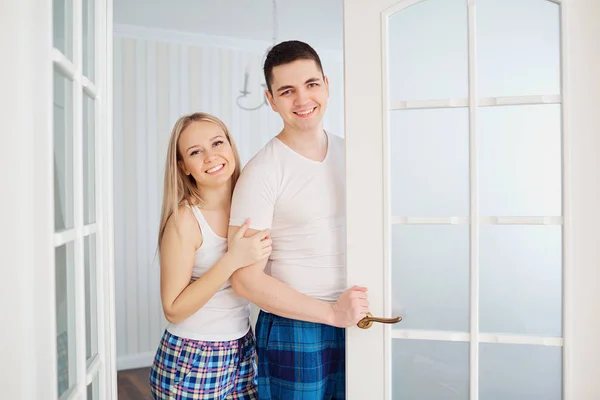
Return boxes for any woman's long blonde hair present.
[157,112,241,250]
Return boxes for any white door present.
[344,0,600,399]
[1,0,116,398]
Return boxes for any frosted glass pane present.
[480,344,561,400]
[390,109,469,217]
[87,374,99,399]
[392,225,469,331]
[477,0,560,98]
[393,339,469,400]
[85,234,98,360]
[388,0,468,100]
[55,243,76,396]
[53,0,73,60]
[83,93,96,224]
[479,104,561,216]
[83,0,95,80]
[54,69,74,231]
[480,226,562,336]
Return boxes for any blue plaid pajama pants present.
[149,329,257,399]
[255,311,346,400]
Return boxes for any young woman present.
[149,112,271,399]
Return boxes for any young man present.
[228,40,368,399]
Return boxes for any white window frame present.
[0,0,115,398]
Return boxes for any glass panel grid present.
[387,1,563,399]
[54,0,101,396]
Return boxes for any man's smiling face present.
[265,59,330,133]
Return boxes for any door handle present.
[357,312,402,329]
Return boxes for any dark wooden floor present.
[118,367,153,400]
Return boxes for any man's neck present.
[277,126,328,162]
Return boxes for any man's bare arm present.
[228,225,369,328]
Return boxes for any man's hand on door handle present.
[328,285,369,328]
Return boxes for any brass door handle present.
[357,312,402,329]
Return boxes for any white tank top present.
[165,205,250,341]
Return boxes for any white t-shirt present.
[230,131,346,302]
[166,205,251,341]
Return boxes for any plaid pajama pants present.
[255,311,346,400]
[149,329,257,399]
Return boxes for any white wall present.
[113,25,344,370]
[114,0,344,51]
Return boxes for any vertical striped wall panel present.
[113,33,344,370]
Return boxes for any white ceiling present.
[114,0,344,51]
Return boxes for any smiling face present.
[265,59,330,134]
[177,120,236,190]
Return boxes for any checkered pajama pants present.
[149,329,257,399]
[255,311,346,400]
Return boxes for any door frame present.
[99,0,118,398]
[0,0,116,398]
[343,0,600,399]
[2,1,57,397]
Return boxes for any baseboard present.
[117,351,155,371]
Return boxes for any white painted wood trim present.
[392,329,470,342]
[390,216,563,225]
[82,223,98,236]
[390,94,561,110]
[55,229,78,246]
[53,48,77,79]
[478,94,561,106]
[562,1,600,399]
[467,1,480,398]
[82,77,98,99]
[100,0,118,397]
[72,0,87,396]
[0,1,56,398]
[343,0,388,398]
[479,333,562,347]
[391,98,469,109]
[561,2,573,399]
[482,216,563,225]
[391,216,471,224]
[391,330,563,347]
[380,10,394,400]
